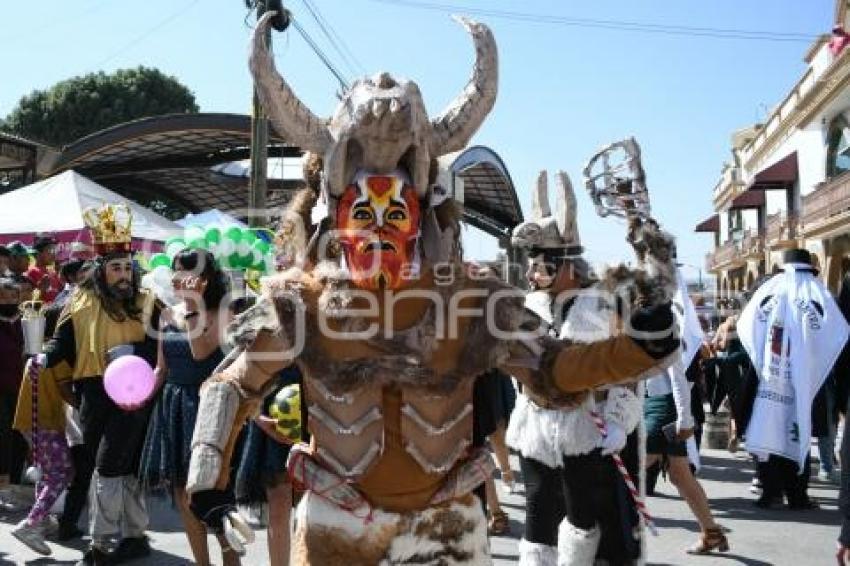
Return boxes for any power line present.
[8,0,114,43]
[291,17,351,91]
[304,0,367,74]
[93,0,201,68]
[366,0,820,43]
[299,0,366,76]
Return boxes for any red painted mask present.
[336,171,421,290]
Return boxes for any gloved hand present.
[189,490,254,555]
[629,302,678,359]
[223,510,255,556]
[600,422,627,455]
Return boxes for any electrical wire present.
[305,0,367,74]
[299,0,367,76]
[366,0,820,43]
[8,0,114,43]
[291,18,351,90]
[93,0,201,68]
[246,1,351,90]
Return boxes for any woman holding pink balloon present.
[138,248,242,566]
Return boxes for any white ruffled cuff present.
[602,387,641,433]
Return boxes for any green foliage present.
[3,66,199,147]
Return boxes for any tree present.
[3,66,199,147]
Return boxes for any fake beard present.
[337,171,421,291]
[108,280,134,300]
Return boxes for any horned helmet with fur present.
[250,13,498,289]
[511,170,585,290]
[512,170,583,257]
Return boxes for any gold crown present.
[82,203,133,255]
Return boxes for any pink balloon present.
[104,355,156,407]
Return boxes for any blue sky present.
[1,0,835,280]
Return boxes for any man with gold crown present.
[186,13,680,564]
[27,203,159,566]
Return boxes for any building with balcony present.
[698,0,850,295]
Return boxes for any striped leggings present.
[26,430,72,526]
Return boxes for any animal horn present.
[249,11,332,154]
[555,170,580,246]
[531,170,550,220]
[429,17,498,155]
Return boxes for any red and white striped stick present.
[590,410,658,536]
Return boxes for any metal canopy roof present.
[0,132,39,188]
[441,145,523,239]
[51,113,302,217]
[49,114,523,236]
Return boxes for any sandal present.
[686,527,729,554]
[488,510,510,536]
[501,470,518,494]
[727,437,739,453]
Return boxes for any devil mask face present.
[336,170,421,290]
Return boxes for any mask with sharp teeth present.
[336,170,421,290]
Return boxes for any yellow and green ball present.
[268,384,302,442]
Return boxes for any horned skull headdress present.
[511,170,583,257]
[250,12,497,204]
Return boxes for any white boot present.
[519,538,558,566]
[11,519,51,556]
[557,520,600,566]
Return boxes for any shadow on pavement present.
[707,496,841,526]
[696,455,758,483]
[649,556,772,566]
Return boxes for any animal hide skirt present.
[291,491,491,565]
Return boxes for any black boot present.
[111,536,151,563]
[75,545,113,566]
[57,521,84,541]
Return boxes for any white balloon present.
[220,240,236,257]
[142,265,177,306]
[166,242,184,258]
[250,249,264,269]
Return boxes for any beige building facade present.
[699,0,850,298]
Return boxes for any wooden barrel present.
[703,410,730,450]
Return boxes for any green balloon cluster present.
[147,224,276,275]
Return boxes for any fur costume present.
[187,16,679,565]
[508,169,663,565]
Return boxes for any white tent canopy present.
[0,170,180,242]
[177,209,247,228]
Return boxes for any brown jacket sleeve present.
[549,334,665,392]
[506,334,672,402]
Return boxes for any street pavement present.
[0,445,842,565]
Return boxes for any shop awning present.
[731,188,765,208]
[748,151,798,190]
[694,214,719,233]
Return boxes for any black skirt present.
[472,369,517,445]
[234,366,305,505]
[139,381,201,492]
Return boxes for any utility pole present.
[248,0,272,228]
